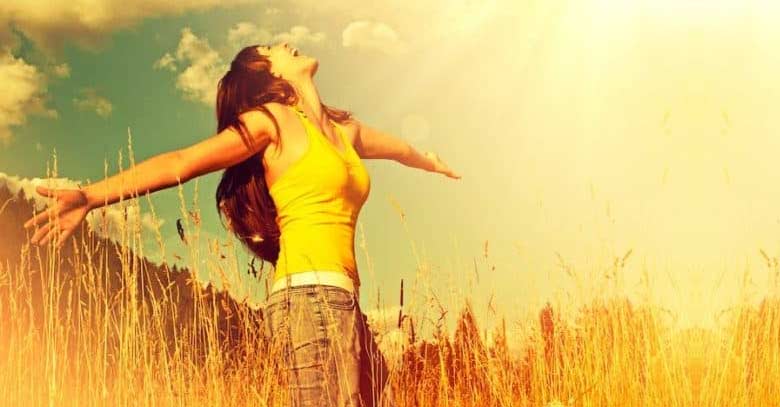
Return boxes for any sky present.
[4,0,780,342]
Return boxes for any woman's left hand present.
[424,152,462,179]
[23,185,92,249]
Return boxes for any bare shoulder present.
[335,116,360,145]
[261,101,295,118]
[237,102,295,143]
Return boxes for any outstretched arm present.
[23,109,276,247]
[81,110,275,210]
[353,119,461,179]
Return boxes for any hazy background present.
[3,0,780,339]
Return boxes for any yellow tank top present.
[268,105,371,289]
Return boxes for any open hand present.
[23,185,91,249]
[424,152,462,179]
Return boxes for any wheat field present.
[1,159,779,407]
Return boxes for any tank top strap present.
[291,105,352,161]
[330,121,350,150]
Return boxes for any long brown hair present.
[214,44,354,270]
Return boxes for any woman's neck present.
[292,77,327,124]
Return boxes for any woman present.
[22,41,461,406]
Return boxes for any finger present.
[38,226,59,247]
[57,227,76,250]
[442,167,458,179]
[36,185,55,197]
[24,207,55,229]
[30,223,52,245]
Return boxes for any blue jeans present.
[262,284,394,407]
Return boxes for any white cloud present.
[0,173,262,305]
[173,28,226,106]
[0,1,268,147]
[362,304,409,364]
[0,50,57,147]
[342,20,408,55]
[375,328,408,367]
[159,24,327,106]
[225,22,326,55]
[227,22,272,47]
[51,62,70,78]
[272,25,327,46]
[73,87,113,118]
[153,53,177,72]
[87,199,166,243]
[288,0,505,54]
[0,172,165,244]
[0,174,77,212]
[0,0,260,56]
[154,27,227,106]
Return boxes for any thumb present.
[36,185,55,197]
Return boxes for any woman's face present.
[257,42,318,80]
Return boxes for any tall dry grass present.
[1,139,780,406]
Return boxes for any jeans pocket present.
[262,295,288,326]
[318,286,356,310]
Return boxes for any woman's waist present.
[274,256,359,287]
[270,269,357,295]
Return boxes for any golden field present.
[1,173,779,407]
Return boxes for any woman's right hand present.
[23,185,92,249]
[424,151,462,180]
